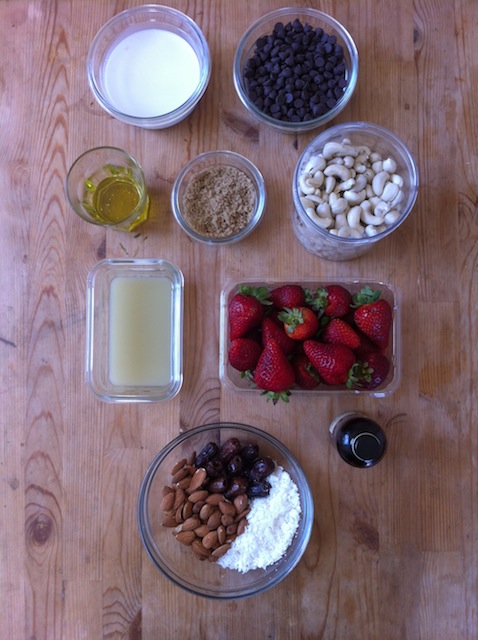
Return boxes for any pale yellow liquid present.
[108,277,172,386]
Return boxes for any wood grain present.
[1,0,477,638]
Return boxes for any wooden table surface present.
[1,1,477,638]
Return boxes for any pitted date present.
[195,442,219,468]
[219,437,241,462]
[239,443,259,463]
[247,479,272,498]
[205,458,224,478]
[208,475,229,494]
[225,476,249,500]
[249,457,275,481]
[226,454,244,476]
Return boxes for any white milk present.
[108,276,172,386]
[103,28,201,117]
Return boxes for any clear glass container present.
[233,7,358,133]
[86,259,183,402]
[137,422,314,599]
[87,5,211,129]
[292,121,419,260]
[171,151,266,245]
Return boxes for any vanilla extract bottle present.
[329,412,387,468]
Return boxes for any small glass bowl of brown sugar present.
[171,150,266,245]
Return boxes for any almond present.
[188,489,209,504]
[202,530,219,550]
[218,501,236,517]
[206,510,222,531]
[160,491,175,513]
[172,467,190,484]
[199,503,217,522]
[176,476,191,491]
[175,530,196,546]
[211,543,231,559]
[220,514,234,527]
[182,500,194,520]
[173,487,186,511]
[233,494,249,514]
[170,457,187,476]
[205,493,225,506]
[192,539,210,561]
[217,524,226,545]
[188,467,207,493]
[162,515,178,528]
[194,524,210,538]
[192,500,206,514]
[181,515,201,532]
[226,523,237,536]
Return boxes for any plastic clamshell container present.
[86,259,183,402]
[219,278,401,398]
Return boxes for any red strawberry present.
[357,352,391,389]
[303,340,356,386]
[322,318,361,350]
[353,287,392,349]
[291,353,320,390]
[261,316,296,356]
[306,284,352,318]
[228,338,263,372]
[228,286,271,340]
[252,338,295,403]
[353,331,379,360]
[270,284,305,309]
[278,306,319,341]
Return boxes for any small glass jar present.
[329,412,386,468]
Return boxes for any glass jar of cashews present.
[292,121,419,260]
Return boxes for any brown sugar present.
[182,165,256,238]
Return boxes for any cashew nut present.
[323,164,352,182]
[372,170,390,197]
[383,157,397,173]
[322,142,359,159]
[381,181,400,203]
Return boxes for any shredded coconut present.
[218,465,301,573]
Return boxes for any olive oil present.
[93,176,141,223]
[82,165,149,230]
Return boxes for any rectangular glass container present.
[86,259,183,402]
[219,278,400,398]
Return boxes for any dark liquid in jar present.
[333,416,386,468]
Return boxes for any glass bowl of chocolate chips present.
[233,7,359,133]
[137,422,314,599]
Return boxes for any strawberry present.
[228,286,271,340]
[291,353,320,390]
[270,284,305,309]
[261,316,296,356]
[277,306,319,341]
[303,340,356,386]
[252,338,295,403]
[322,318,361,350]
[306,284,352,318]
[356,352,391,389]
[228,338,263,372]
[352,287,392,349]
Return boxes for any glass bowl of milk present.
[87,5,211,129]
[86,259,184,402]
